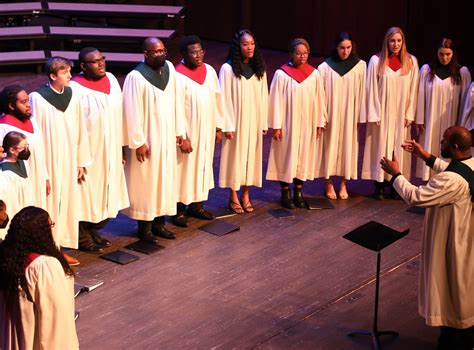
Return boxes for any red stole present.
[23,252,41,270]
[176,63,207,85]
[280,63,315,83]
[0,114,34,133]
[388,54,402,72]
[72,74,111,94]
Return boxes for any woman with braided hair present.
[0,206,79,349]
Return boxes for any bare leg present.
[339,178,349,199]
[241,186,254,213]
[229,189,243,214]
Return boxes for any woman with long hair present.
[266,38,326,209]
[0,131,35,237]
[361,26,419,199]
[0,206,78,349]
[416,38,471,180]
[317,32,366,199]
[218,29,268,213]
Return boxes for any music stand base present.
[348,330,399,350]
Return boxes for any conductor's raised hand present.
[272,129,282,141]
[136,144,150,163]
[380,154,400,176]
[401,139,425,159]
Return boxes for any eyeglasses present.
[189,49,205,57]
[147,49,167,56]
[294,52,309,57]
[84,56,106,64]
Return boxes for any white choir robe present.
[70,73,130,223]
[175,64,222,204]
[29,90,92,249]
[416,65,471,180]
[317,60,366,179]
[0,163,35,239]
[218,63,268,190]
[393,157,474,328]
[459,82,474,130]
[0,119,49,209]
[361,55,419,181]
[123,61,186,220]
[0,255,79,349]
[266,68,327,183]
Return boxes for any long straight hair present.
[378,27,413,76]
[428,37,461,85]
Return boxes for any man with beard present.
[381,126,473,350]
[70,47,129,254]
[123,37,186,242]
[0,85,50,209]
[29,57,91,266]
[172,35,222,227]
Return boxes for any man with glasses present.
[70,47,130,254]
[123,37,186,242]
[172,35,222,227]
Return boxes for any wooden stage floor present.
[0,42,437,349]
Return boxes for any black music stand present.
[343,221,409,350]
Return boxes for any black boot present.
[187,202,215,220]
[293,187,306,208]
[137,220,158,243]
[78,222,104,253]
[172,202,189,227]
[152,216,176,240]
[89,219,111,246]
[280,188,295,209]
[373,181,385,200]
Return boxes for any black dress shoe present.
[137,220,158,243]
[281,188,296,209]
[90,230,112,246]
[172,213,189,227]
[186,208,215,220]
[79,241,104,254]
[138,231,159,243]
[293,188,306,208]
[153,226,176,240]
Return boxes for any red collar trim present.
[280,63,315,83]
[0,114,34,133]
[176,63,207,85]
[72,74,111,94]
[23,252,41,270]
[388,54,401,72]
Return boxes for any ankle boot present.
[138,220,158,242]
[152,217,176,239]
[281,188,295,209]
[293,187,306,208]
[373,181,384,200]
[172,202,189,227]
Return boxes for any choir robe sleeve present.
[25,256,78,349]
[260,72,269,132]
[458,67,472,122]
[365,56,382,123]
[123,72,147,149]
[218,64,236,133]
[314,69,328,129]
[458,82,474,128]
[267,70,285,130]
[173,66,187,139]
[357,61,368,123]
[415,64,429,125]
[404,55,419,122]
[76,101,92,168]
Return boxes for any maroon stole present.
[280,63,315,83]
[176,63,207,85]
[0,113,33,133]
[72,74,111,94]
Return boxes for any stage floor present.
[0,41,436,349]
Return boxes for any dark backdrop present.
[185,0,472,69]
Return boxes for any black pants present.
[437,326,474,350]
[79,219,110,244]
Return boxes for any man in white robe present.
[123,37,186,242]
[381,126,473,349]
[0,85,49,209]
[70,47,130,253]
[173,35,222,227]
[29,57,91,264]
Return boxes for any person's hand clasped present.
[272,129,282,141]
[136,144,150,163]
[180,139,193,153]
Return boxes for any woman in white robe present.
[318,32,366,199]
[415,37,471,180]
[219,29,268,214]
[0,132,35,239]
[361,26,419,199]
[0,206,78,350]
[458,82,474,130]
[266,38,326,209]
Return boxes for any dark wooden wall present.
[185,0,472,69]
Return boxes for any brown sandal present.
[242,201,254,213]
[229,199,244,214]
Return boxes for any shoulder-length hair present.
[378,26,413,76]
[226,29,266,80]
[428,37,461,85]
